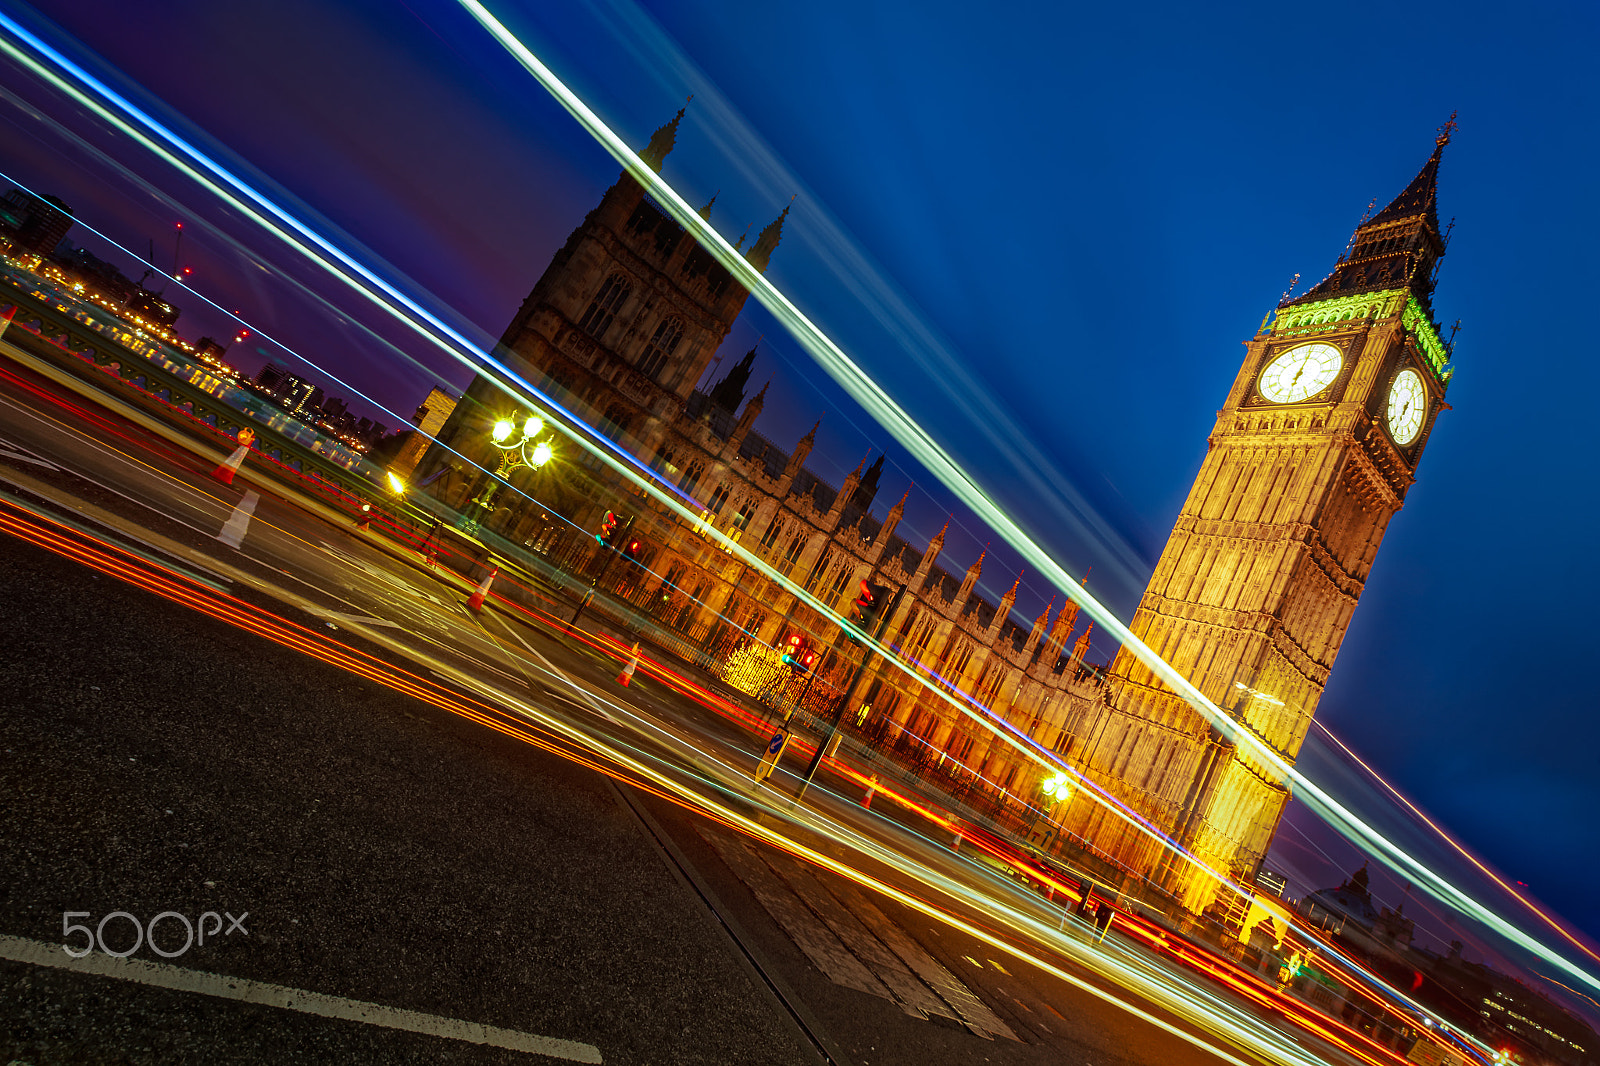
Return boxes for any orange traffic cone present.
[466,566,498,612]
[211,428,255,485]
[863,774,879,809]
[616,642,640,686]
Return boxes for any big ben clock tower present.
[1070,120,1459,910]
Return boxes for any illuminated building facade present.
[422,108,1114,819]
[1065,122,1459,909]
[423,114,1459,914]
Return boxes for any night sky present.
[8,0,1598,975]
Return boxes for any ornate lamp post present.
[466,414,555,531]
[1037,771,1075,852]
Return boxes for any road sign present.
[755,729,791,781]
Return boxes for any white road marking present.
[312,608,404,630]
[0,442,58,469]
[217,490,259,549]
[0,935,602,1062]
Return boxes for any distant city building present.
[389,386,458,478]
[321,396,348,422]
[1254,869,1288,899]
[52,246,136,304]
[195,337,228,362]
[278,375,316,416]
[256,359,290,394]
[0,188,74,259]
[124,287,181,329]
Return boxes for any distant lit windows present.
[577,273,630,340]
[638,316,683,381]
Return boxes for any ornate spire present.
[887,488,908,517]
[1292,117,1455,311]
[698,190,718,222]
[745,198,792,273]
[965,549,985,581]
[1002,571,1022,603]
[708,347,756,413]
[638,101,689,174]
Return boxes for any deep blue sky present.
[9,0,1599,968]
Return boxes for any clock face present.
[1258,343,1343,403]
[1386,368,1427,445]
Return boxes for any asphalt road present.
[0,348,1298,1065]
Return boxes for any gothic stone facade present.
[422,113,1456,915]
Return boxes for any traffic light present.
[623,538,642,559]
[848,580,891,641]
[780,632,804,668]
[596,510,617,546]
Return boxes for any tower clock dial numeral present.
[1258,343,1343,404]
[1386,368,1427,445]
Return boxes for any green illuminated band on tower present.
[1402,295,1453,387]
[1264,288,1453,391]
[1267,289,1406,337]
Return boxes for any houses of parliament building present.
[419,108,1458,913]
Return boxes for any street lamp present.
[1037,771,1075,852]
[468,411,556,529]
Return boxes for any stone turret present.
[958,549,985,603]
[918,520,948,577]
[777,420,819,495]
[1048,597,1080,657]
[1025,597,1055,657]
[745,200,790,273]
[872,489,909,564]
[638,106,686,173]
[990,572,1021,637]
[1069,624,1094,670]
[723,381,766,458]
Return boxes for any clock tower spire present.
[1065,124,1458,911]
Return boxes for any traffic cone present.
[616,642,641,686]
[863,774,879,809]
[466,566,498,612]
[210,428,254,485]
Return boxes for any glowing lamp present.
[523,415,544,438]
[492,420,514,442]
[386,471,406,495]
[531,441,554,467]
[1041,772,1073,801]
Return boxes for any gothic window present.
[539,365,575,399]
[598,404,631,441]
[822,562,853,608]
[803,548,834,593]
[758,516,784,553]
[707,483,731,515]
[730,501,755,534]
[638,316,683,381]
[577,273,630,340]
[780,533,805,577]
[680,460,706,496]
[649,444,676,475]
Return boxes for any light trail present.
[0,498,1343,1066]
[0,5,1235,898]
[1311,720,1600,966]
[453,0,1600,998]
[3,0,1595,1014]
